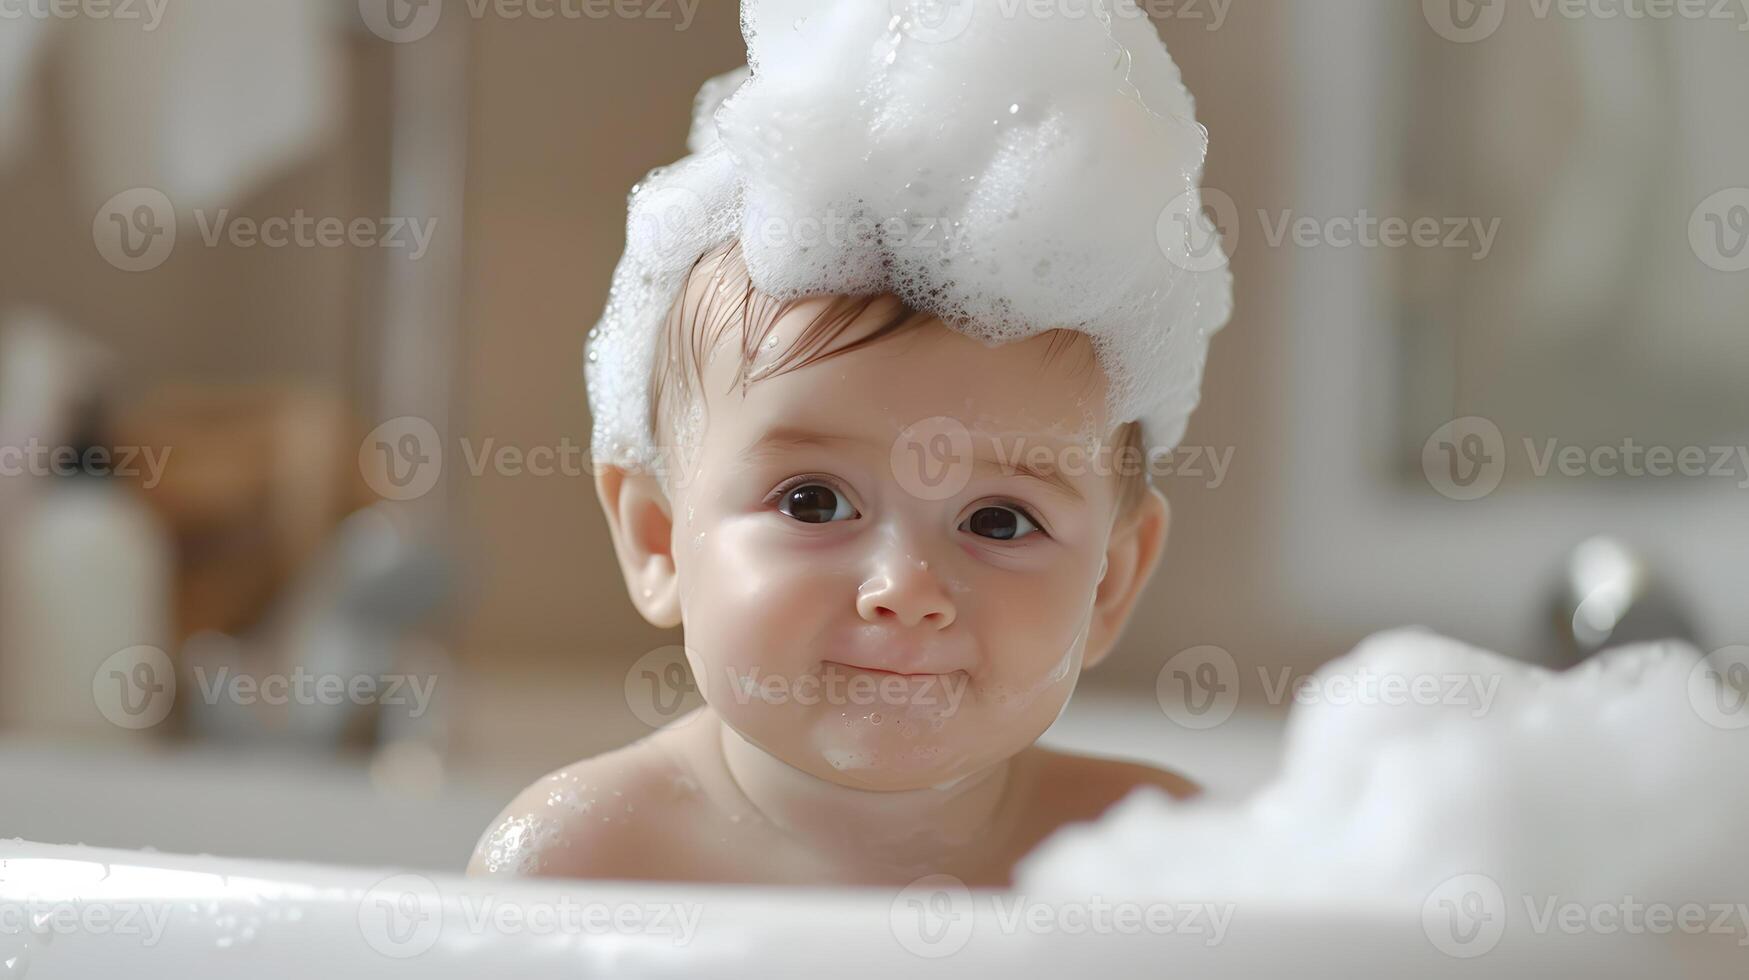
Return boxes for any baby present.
[470,0,1231,887]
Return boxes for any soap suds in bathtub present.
[1018,628,1749,908]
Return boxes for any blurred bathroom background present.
[0,1,1745,870]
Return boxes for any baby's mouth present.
[824,660,939,678]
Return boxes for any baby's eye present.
[778,483,858,524]
[960,505,1040,541]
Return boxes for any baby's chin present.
[749,704,1025,791]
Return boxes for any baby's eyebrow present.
[743,425,1086,504]
[971,455,1085,505]
[741,425,870,461]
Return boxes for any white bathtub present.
[0,839,1725,978]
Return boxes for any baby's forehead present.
[657,242,1116,461]
[699,317,1112,449]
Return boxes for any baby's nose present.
[856,557,956,630]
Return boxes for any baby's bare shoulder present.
[1026,746,1201,817]
[466,734,700,880]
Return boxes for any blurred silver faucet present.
[1552,535,1698,667]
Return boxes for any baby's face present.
[666,302,1127,791]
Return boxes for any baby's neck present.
[708,712,1019,877]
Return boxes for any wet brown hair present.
[649,240,1150,520]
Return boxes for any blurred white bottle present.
[1,417,174,738]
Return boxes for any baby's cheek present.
[975,565,1096,682]
[684,521,828,689]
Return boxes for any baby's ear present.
[1082,486,1170,670]
[594,464,682,629]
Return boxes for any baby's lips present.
[828,637,977,677]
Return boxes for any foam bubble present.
[586,0,1232,472]
[1018,629,1749,904]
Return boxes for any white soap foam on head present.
[585,0,1233,473]
[1019,629,1749,907]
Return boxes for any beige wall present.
[0,34,391,403]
